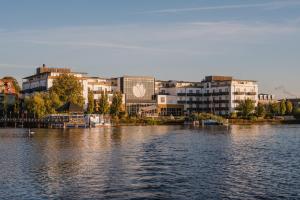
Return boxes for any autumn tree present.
[286,100,293,115]
[236,99,255,118]
[279,100,287,116]
[87,89,95,114]
[269,102,280,116]
[256,103,266,118]
[49,74,84,107]
[98,92,110,114]
[110,92,123,117]
[24,93,47,118]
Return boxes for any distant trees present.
[293,108,300,119]
[87,89,94,114]
[98,92,110,114]
[110,92,123,117]
[24,93,47,118]
[269,102,280,116]
[256,103,266,118]
[279,99,287,116]
[236,99,255,118]
[286,100,293,115]
[23,74,84,118]
[50,74,84,107]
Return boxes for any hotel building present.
[22,64,89,106]
[158,76,258,116]
[118,76,156,115]
[22,66,258,116]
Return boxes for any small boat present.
[202,119,223,126]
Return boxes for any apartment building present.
[158,76,258,116]
[258,93,276,104]
[22,64,89,107]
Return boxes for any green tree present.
[286,100,293,115]
[98,92,110,114]
[293,108,300,119]
[279,100,287,116]
[24,93,47,118]
[49,74,84,106]
[87,89,94,114]
[236,99,255,118]
[270,102,280,116]
[43,92,62,114]
[256,103,266,118]
[110,92,123,116]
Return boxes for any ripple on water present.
[0,125,299,199]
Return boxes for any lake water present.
[0,125,299,200]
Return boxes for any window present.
[161,97,166,103]
[189,90,193,93]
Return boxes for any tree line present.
[234,98,298,119]
[1,74,123,119]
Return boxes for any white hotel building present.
[158,76,258,116]
[22,65,258,116]
[22,65,122,109]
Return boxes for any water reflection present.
[0,125,299,199]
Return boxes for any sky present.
[0,0,300,98]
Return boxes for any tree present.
[49,74,84,107]
[24,93,47,118]
[270,102,280,116]
[236,99,255,118]
[279,100,287,116]
[293,108,300,119]
[43,92,62,114]
[98,92,110,114]
[286,100,293,115]
[2,76,21,94]
[110,92,123,116]
[256,103,266,118]
[87,89,94,114]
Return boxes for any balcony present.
[233,92,245,95]
[233,100,243,103]
[203,92,230,96]
[246,92,257,95]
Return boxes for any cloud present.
[0,20,299,57]
[139,1,300,14]
[27,40,148,50]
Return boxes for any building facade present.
[118,76,156,115]
[158,76,258,116]
[22,64,89,107]
[258,93,276,104]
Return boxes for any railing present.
[233,92,245,95]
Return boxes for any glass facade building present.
[120,76,156,115]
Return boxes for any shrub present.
[293,108,300,119]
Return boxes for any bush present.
[293,108,300,119]
[230,112,238,119]
[190,113,226,124]
[248,115,258,121]
[145,118,159,125]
